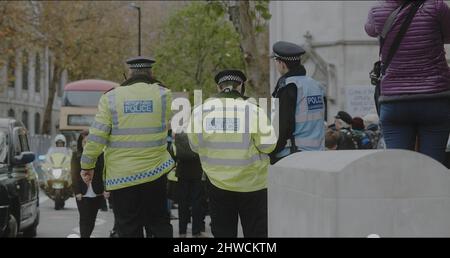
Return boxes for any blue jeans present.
[380,98,450,165]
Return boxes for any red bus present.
[59,79,118,132]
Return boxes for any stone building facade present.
[0,47,67,136]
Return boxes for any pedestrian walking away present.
[71,130,106,238]
[80,56,175,238]
[171,132,206,238]
[188,70,277,238]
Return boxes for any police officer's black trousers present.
[178,177,205,235]
[111,175,173,238]
[206,181,267,238]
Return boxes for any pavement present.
[32,191,223,238]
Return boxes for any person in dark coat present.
[334,111,357,150]
[171,132,206,238]
[71,130,106,238]
[351,117,373,149]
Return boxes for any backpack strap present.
[381,0,426,75]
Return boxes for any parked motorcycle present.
[39,147,72,210]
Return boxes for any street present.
[33,191,216,238]
[34,192,114,238]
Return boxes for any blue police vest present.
[276,76,326,158]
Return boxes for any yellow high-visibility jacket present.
[188,91,276,193]
[81,81,174,191]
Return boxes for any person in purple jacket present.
[365,0,450,164]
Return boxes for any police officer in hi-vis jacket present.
[80,57,174,238]
[270,41,326,164]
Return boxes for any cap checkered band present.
[273,53,302,61]
[218,75,244,84]
[129,63,152,69]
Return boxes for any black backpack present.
[338,129,357,150]
[174,133,198,161]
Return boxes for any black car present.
[0,118,39,237]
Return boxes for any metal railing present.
[29,134,53,156]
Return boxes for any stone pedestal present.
[268,150,450,237]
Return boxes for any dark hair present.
[277,58,302,71]
[352,117,365,130]
[130,68,153,78]
[218,81,241,90]
[325,130,339,149]
[77,130,89,153]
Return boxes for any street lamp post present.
[129,3,141,56]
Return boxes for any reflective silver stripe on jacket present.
[91,121,111,133]
[108,139,166,148]
[195,107,249,118]
[257,144,275,151]
[201,153,269,166]
[197,133,251,150]
[111,127,164,135]
[286,138,323,148]
[88,134,109,145]
[81,155,95,164]
[296,90,309,123]
[197,106,251,150]
[160,87,167,131]
[203,107,248,113]
[108,92,119,129]
[246,106,251,133]
[295,111,324,123]
[107,86,167,134]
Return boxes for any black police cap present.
[271,41,306,62]
[126,56,155,69]
[335,111,353,125]
[214,70,247,85]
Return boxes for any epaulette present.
[278,77,287,89]
[245,97,258,107]
[103,87,116,94]
[157,82,169,89]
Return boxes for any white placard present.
[345,86,377,118]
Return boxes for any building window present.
[22,110,29,129]
[8,109,15,118]
[22,51,28,90]
[7,56,15,88]
[35,53,41,93]
[34,113,41,134]
[0,131,7,165]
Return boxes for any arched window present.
[8,109,15,118]
[22,51,28,90]
[34,113,41,134]
[35,53,41,93]
[22,111,29,129]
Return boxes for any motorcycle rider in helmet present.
[55,134,67,148]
